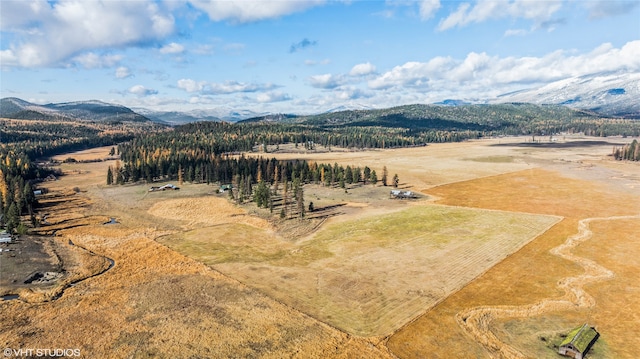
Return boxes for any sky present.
[1,0,639,115]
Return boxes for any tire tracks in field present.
[455,214,640,359]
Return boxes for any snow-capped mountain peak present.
[493,72,640,118]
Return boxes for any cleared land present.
[158,201,559,336]
[0,147,392,358]
[2,136,639,358]
[388,167,640,358]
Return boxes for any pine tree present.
[254,180,270,208]
[363,166,371,185]
[114,160,124,185]
[382,166,388,186]
[345,166,353,184]
[106,166,113,185]
[296,184,304,218]
[393,173,399,188]
[273,166,280,194]
[370,170,377,185]
[281,174,288,218]
[6,202,19,233]
[238,177,245,203]
[0,169,8,209]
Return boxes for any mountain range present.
[133,107,269,125]
[1,72,638,123]
[492,72,640,118]
[0,97,150,123]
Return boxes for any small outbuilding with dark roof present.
[558,324,599,359]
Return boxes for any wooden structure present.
[219,184,233,192]
[558,324,599,359]
[390,190,416,199]
[149,184,180,192]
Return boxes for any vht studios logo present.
[4,348,81,357]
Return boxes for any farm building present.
[558,324,599,359]
[390,190,416,199]
[219,184,233,192]
[149,184,180,192]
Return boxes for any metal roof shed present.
[558,324,599,359]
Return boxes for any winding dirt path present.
[455,214,640,359]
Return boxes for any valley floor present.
[1,135,639,358]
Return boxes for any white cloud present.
[368,40,640,98]
[177,79,278,94]
[308,73,347,89]
[504,28,529,37]
[349,62,377,76]
[72,52,123,69]
[335,87,372,100]
[256,91,292,103]
[128,85,158,97]
[160,42,185,54]
[115,66,132,79]
[0,49,19,67]
[1,0,175,67]
[188,0,325,22]
[419,0,441,20]
[438,0,562,31]
[177,79,207,93]
[0,0,49,30]
[208,81,277,94]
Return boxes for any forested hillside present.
[115,121,385,188]
[246,103,640,141]
[0,97,150,123]
[117,103,640,187]
[0,106,164,233]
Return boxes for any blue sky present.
[1,0,639,114]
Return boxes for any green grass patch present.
[160,204,559,336]
[466,155,515,163]
[158,224,332,265]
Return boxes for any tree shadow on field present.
[306,203,346,220]
[491,140,614,148]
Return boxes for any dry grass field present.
[388,167,640,358]
[159,202,559,336]
[2,135,639,358]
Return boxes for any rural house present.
[558,324,599,359]
[219,184,233,192]
[390,190,416,199]
[149,184,180,192]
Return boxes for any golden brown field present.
[1,135,639,358]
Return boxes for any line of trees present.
[111,150,385,191]
[613,139,640,161]
[110,125,402,220]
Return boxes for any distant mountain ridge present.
[1,97,151,122]
[135,107,270,125]
[492,72,640,118]
[3,70,639,127]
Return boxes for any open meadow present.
[1,135,639,358]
